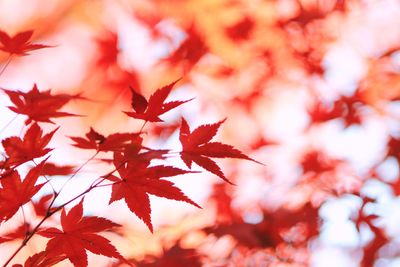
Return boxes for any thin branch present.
[0,54,13,78]
[0,114,18,136]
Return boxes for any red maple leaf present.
[39,162,75,176]
[0,30,51,55]
[38,200,124,267]
[95,31,119,68]
[307,101,342,127]
[2,84,84,125]
[179,118,260,183]
[108,153,200,232]
[225,17,254,41]
[0,160,46,222]
[163,24,207,71]
[32,194,53,217]
[13,251,66,267]
[0,223,31,244]
[136,243,203,267]
[300,150,340,176]
[1,123,57,168]
[70,127,140,152]
[124,79,192,122]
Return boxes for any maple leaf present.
[179,118,260,183]
[108,154,200,232]
[163,24,207,71]
[136,243,203,267]
[0,160,46,222]
[70,127,140,152]
[32,194,53,217]
[1,123,57,168]
[124,79,192,122]
[0,223,31,244]
[225,17,254,41]
[12,251,66,267]
[307,101,342,127]
[300,150,340,176]
[0,30,51,55]
[39,162,75,176]
[95,31,119,68]
[38,200,123,267]
[2,84,85,125]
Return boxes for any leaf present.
[1,123,57,168]
[2,84,85,124]
[0,160,46,222]
[0,223,30,244]
[129,86,148,114]
[179,118,261,183]
[108,156,200,232]
[70,127,139,152]
[0,29,51,55]
[38,199,124,267]
[124,79,192,122]
[95,31,119,68]
[307,101,342,127]
[300,150,341,176]
[32,194,53,217]
[15,251,67,267]
[136,243,203,267]
[39,162,76,176]
[163,24,207,71]
[225,17,254,41]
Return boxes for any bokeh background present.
[2,0,400,266]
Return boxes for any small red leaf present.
[1,123,57,168]
[0,30,51,55]
[2,84,85,124]
[38,199,123,267]
[124,79,191,122]
[179,118,261,182]
[0,159,46,222]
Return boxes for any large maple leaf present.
[179,118,260,183]
[124,79,192,122]
[108,153,200,232]
[38,200,123,267]
[0,29,51,55]
[0,160,46,222]
[1,123,57,168]
[2,84,84,125]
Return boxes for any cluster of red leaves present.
[2,0,400,265]
[116,1,400,266]
[0,36,257,266]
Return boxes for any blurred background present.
[2,0,400,266]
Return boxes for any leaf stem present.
[55,150,100,201]
[0,114,18,136]
[0,54,13,78]
[32,159,57,195]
